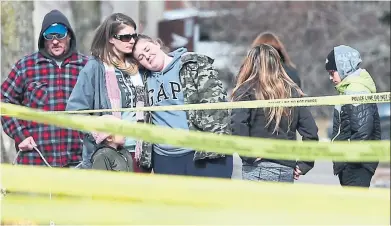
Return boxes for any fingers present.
[295,166,302,175]
[29,137,37,147]
[294,166,302,180]
[18,136,37,151]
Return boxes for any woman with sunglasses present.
[66,13,147,172]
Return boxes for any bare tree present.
[69,1,101,55]
[195,1,390,117]
[1,1,35,163]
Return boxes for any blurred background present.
[1,1,390,186]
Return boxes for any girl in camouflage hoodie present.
[132,34,233,178]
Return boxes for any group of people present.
[1,10,380,188]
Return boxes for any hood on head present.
[333,45,362,80]
[38,10,76,52]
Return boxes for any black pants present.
[338,165,374,188]
[152,151,233,178]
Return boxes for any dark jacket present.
[91,145,134,172]
[277,49,301,88]
[331,69,380,175]
[283,64,301,88]
[230,85,319,174]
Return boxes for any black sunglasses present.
[113,33,138,42]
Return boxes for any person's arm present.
[231,87,288,161]
[1,62,32,145]
[92,152,112,170]
[349,104,375,140]
[230,92,251,137]
[183,55,230,135]
[65,60,99,169]
[344,86,375,141]
[66,60,96,113]
[296,106,319,175]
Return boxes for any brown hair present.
[90,13,138,74]
[231,44,304,133]
[132,34,170,54]
[251,32,296,69]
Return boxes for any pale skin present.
[105,135,126,149]
[44,34,71,58]
[109,25,136,61]
[132,39,173,72]
[328,70,342,85]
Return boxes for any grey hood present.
[334,45,362,80]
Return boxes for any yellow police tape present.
[1,103,390,161]
[1,164,390,225]
[55,92,391,114]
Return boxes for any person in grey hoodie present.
[132,34,233,178]
[66,13,146,172]
[325,45,381,187]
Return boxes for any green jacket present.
[92,145,134,172]
[139,53,230,169]
[335,69,376,95]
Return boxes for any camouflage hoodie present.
[139,51,230,169]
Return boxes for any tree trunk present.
[70,1,101,55]
[1,1,35,163]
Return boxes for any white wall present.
[101,0,139,24]
[140,1,164,38]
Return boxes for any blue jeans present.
[242,161,294,183]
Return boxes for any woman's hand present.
[294,165,302,180]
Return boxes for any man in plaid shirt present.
[1,10,88,167]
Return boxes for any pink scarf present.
[103,64,122,119]
[103,63,144,160]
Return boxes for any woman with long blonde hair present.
[252,32,301,87]
[231,44,318,182]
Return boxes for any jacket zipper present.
[118,152,130,172]
[331,110,341,143]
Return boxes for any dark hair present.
[90,13,137,64]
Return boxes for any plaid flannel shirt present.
[1,51,88,167]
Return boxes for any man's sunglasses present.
[113,33,138,42]
[43,32,68,40]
